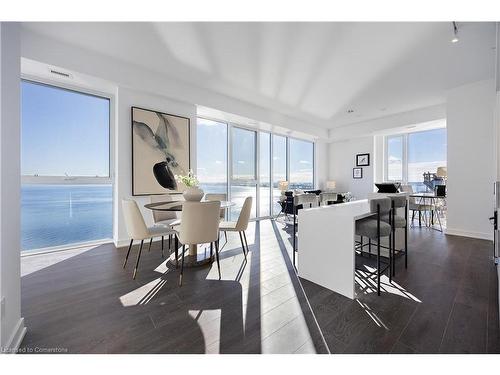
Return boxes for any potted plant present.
[175,170,204,202]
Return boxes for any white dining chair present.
[319,192,337,206]
[218,197,253,259]
[150,194,181,249]
[204,193,227,220]
[205,193,228,245]
[176,201,222,286]
[122,199,177,279]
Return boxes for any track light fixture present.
[451,21,459,43]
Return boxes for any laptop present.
[375,183,401,193]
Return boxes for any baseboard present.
[4,317,27,353]
[445,227,493,241]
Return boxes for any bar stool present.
[355,197,393,295]
[384,195,408,276]
[292,193,318,268]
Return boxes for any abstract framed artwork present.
[356,153,370,166]
[131,106,190,196]
[353,167,363,179]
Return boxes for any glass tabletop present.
[144,200,234,211]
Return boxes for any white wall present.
[328,136,375,200]
[0,22,25,351]
[446,79,496,240]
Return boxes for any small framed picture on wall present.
[353,167,363,179]
[356,153,370,166]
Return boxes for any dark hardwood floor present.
[20,219,500,354]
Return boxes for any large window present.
[196,118,315,219]
[385,127,447,192]
[196,118,227,194]
[289,138,314,190]
[272,135,287,215]
[387,135,404,181]
[259,132,271,217]
[21,81,112,252]
[230,127,257,220]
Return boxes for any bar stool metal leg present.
[405,201,408,268]
[377,205,381,296]
[161,236,164,258]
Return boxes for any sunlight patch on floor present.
[21,244,100,277]
[355,266,422,302]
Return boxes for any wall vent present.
[49,68,72,79]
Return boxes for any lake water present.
[21,184,113,252]
[21,182,311,252]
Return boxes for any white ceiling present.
[22,22,496,129]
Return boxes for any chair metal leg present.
[161,236,164,258]
[179,244,185,286]
[388,230,392,283]
[175,235,179,268]
[210,242,213,259]
[293,210,297,268]
[214,240,221,280]
[123,239,133,268]
[377,222,381,296]
[133,240,144,280]
[242,231,249,256]
[169,234,172,249]
[368,238,372,257]
[392,229,396,277]
[405,203,408,268]
[238,231,247,258]
[148,237,153,252]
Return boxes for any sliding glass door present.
[289,138,314,190]
[197,118,228,195]
[259,132,271,217]
[230,127,257,220]
[385,127,447,193]
[272,135,287,215]
[197,118,315,220]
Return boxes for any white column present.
[0,22,25,352]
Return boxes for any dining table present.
[409,192,445,232]
[144,199,235,267]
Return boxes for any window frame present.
[20,78,114,186]
[384,127,446,184]
[196,116,315,219]
[20,77,115,253]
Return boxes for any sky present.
[21,81,110,177]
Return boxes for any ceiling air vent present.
[49,68,72,79]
